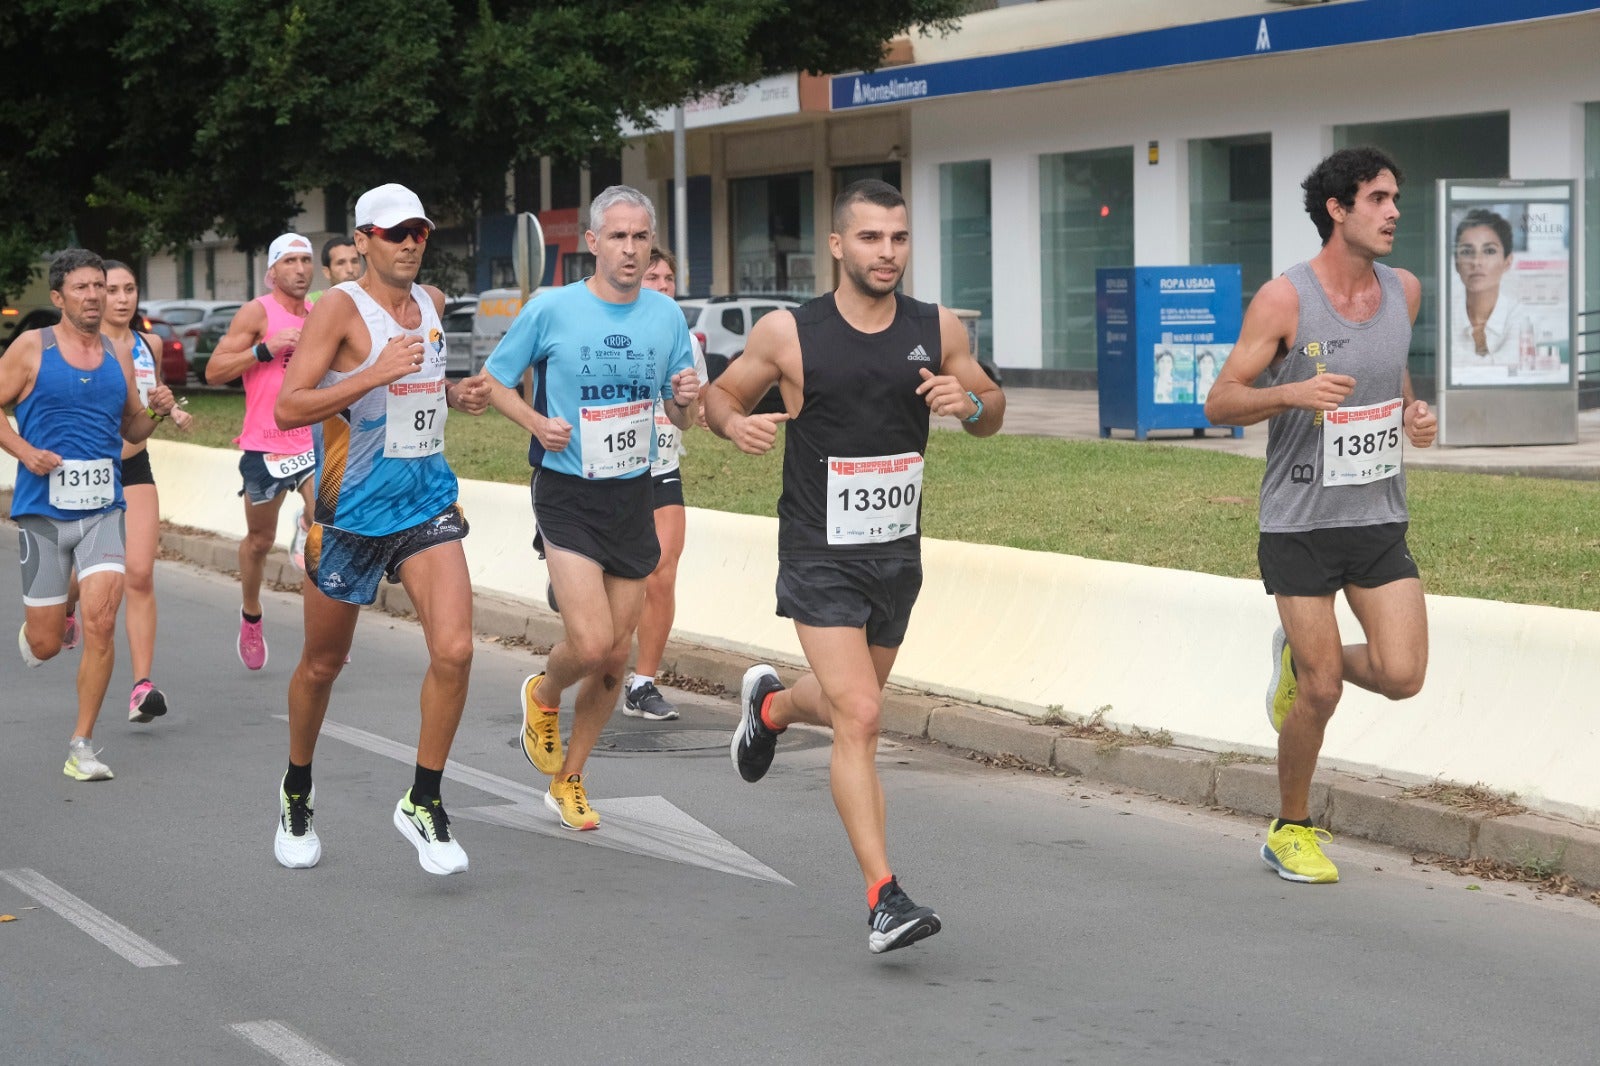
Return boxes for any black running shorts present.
[775,555,923,648]
[1258,521,1419,597]
[121,449,155,488]
[531,468,659,580]
[651,470,685,510]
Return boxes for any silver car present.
[442,297,477,377]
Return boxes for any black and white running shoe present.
[868,878,942,954]
[624,680,679,721]
[731,664,785,783]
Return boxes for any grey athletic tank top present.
[1258,261,1410,533]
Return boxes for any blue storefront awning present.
[831,0,1600,110]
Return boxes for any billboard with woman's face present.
[1443,183,1573,388]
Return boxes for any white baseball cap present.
[354,183,434,230]
[266,232,314,270]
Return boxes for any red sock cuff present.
[867,873,894,909]
[759,691,781,732]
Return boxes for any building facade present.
[622,0,1600,391]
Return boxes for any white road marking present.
[230,1021,350,1066]
[0,867,180,967]
[305,717,792,885]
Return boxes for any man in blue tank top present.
[483,185,699,833]
[272,183,492,876]
[1205,147,1438,886]
[705,180,1005,954]
[0,249,176,782]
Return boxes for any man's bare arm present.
[206,302,270,384]
[704,310,799,456]
[1204,277,1354,427]
[915,306,1005,437]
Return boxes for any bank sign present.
[832,0,1600,109]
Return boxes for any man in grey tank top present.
[1204,147,1438,886]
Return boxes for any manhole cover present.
[595,728,730,753]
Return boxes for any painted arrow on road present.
[307,718,792,885]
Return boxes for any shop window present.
[731,172,815,296]
[552,157,582,213]
[940,160,992,358]
[1190,134,1271,313]
[1583,102,1600,398]
[1335,112,1509,387]
[835,163,902,196]
[1040,146,1134,372]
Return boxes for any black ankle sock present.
[242,610,262,624]
[412,765,443,804]
[284,761,312,795]
[1275,816,1314,830]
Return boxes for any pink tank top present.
[235,293,314,454]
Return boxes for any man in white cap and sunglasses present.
[208,232,320,672]
[271,182,491,875]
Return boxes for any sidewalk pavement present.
[995,388,1600,480]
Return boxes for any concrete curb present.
[143,520,1600,895]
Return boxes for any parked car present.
[442,296,477,377]
[677,294,801,380]
[0,307,64,352]
[142,316,189,387]
[139,299,240,359]
[189,302,245,354]
[0,307,185,386]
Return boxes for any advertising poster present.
[1443,183,1573,388]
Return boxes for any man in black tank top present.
[705,180,1005,954]
[1205,148,1438,887]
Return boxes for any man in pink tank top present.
[206,232,320,672]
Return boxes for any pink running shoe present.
[62,611,80,651]
[238,611,268,671]
[129,679,169,723]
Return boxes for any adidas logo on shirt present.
[907,344,931,362]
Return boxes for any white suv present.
[677,295,802,378]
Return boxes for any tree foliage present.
[0,0,965,298]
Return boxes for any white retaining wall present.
[5,441,1598,821]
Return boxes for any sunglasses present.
[361,223,431,244]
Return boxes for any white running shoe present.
[393,790,468,875]
[63,738,113,781]
[274,780,321,869]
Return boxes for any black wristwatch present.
[254,342,274,363]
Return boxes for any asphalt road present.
[2,539,1598,1065]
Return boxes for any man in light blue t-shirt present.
[483,184,699,832]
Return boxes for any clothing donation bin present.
[1097,265,1243,440]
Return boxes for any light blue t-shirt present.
[484,281,696,478]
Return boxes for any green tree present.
[0,0,964,298]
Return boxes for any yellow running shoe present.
[1260,820,1339,883]
[1265,626,1296,733]
[519,673,564,775]
[545,773,599,831]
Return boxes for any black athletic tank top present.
[778,292,943,560]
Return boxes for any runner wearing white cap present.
[271,182,492,874]
[207,232,319,672]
